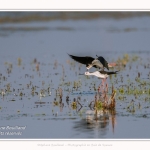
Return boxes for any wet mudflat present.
[0,12,150,139]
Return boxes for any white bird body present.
[84,70,118,79]
[85,71,108,79]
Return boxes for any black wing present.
[99,70,119,75]
[68,54,95,66]
[98,56,109,70]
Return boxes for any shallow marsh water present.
[0,12,150,139]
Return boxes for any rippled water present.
[0,12,150,139]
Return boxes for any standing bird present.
[79,70,119,87]
[68,54,116,71]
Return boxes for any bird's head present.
[85,72,90,75]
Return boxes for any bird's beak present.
[96,55,99,59]
[79,73,84,75]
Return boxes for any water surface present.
[0,12,150,139]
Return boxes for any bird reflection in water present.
[72,109,116,137]
[72,91,116,137]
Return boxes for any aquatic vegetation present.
[18,57,22,66]
[0,52,149,123]
[127,100,136,113]
[71,101,77,109]
[116,53,139,70]
[119,88,124,94]
[53,100,59,106]
[94,100,103,110]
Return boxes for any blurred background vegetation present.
[1,12,150,23]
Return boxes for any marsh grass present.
[0,53,149,121]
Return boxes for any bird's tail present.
[107,71,119,75]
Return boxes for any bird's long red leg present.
[102,79,107,98]
[103,78,106,87]
[98,79,104,93]
[98,81,102,93]
[108,62,117,67]
[99,78,105,94]
[105,78,108,91]
[105,81,108,93]
[104,79,109,102]
[102,78,106,87]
